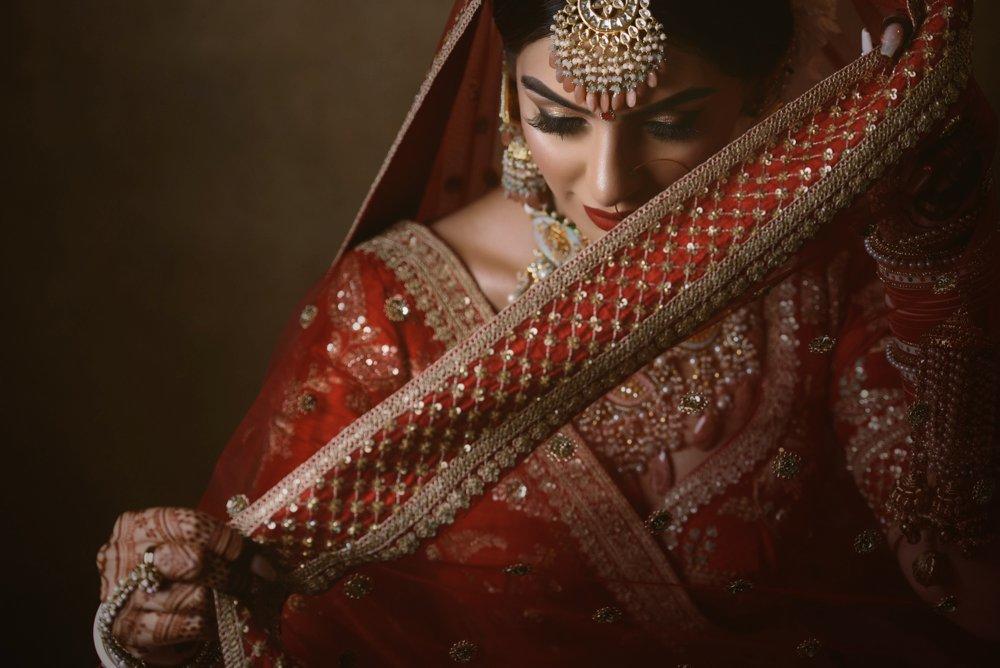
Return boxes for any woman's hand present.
[865,16,992,230]
[96,507,275,665]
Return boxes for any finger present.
[151,543,218,584]
[151,508,245,560]
[133,584,210,615]
[97,543,111,599]
[151,543,261,596]
[98,539,159,599]
[113,610,211,649]
[861,28,874,55]
[880,22,906,58]
[114,508,245,561]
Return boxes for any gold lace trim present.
[660,279,802,533]
[836,349,911,520]
[525,428,711,639]
[214,593,245,667]
[359,221,494,347]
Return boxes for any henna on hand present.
[97,508,248,600]
[114,609,210,650]
[133,583,211,615]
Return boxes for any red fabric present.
[198,0,999,665]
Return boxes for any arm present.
[834,75,999,639]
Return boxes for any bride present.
[96,1,999,665]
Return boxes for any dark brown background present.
[3,1,998,663]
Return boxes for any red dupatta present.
[197,1,989,664]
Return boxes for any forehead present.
[515,36,734,102]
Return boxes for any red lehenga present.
[194,1,998,665]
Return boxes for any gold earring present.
[499,62,547,204]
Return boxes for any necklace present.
[574,306,762,473]
[508,204,587,302]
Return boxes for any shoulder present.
[430,188,536,309]
[338,219,495,350]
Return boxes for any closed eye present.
[527,110,587,138]
[643,112,701,142]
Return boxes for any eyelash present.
[526,111,585,138]
[527,109,700,142]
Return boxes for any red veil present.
[195,0,997,665]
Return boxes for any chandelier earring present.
[499,62,548,205]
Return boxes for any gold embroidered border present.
[835,346,912,508]
[359,222,493,347]
[214,592,246,667]
[527,428,711,640]
[234,19,971,597]
[661,280,801,530]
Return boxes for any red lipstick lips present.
[583,205,632,231]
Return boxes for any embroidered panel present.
[359,222,494,348]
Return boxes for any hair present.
[492,0,795,81]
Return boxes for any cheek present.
[648,100,746,175]
[523,128,585,192]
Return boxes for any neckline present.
[405,221,502,317]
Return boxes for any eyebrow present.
[520,75,716,116]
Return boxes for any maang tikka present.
[551,0,668,115]
[499,62,548,205]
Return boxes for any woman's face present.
[515,37,755,240]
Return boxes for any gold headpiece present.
[550,0,667,114]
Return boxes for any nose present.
[585,125,643,209]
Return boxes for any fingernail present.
[250,554,277,581]
[880,24,904,58]
[861,29,873,55]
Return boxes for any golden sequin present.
[503,563,532,576]
[808,334,836,354]
[912,550,944,586]
[299,393,318,413]
[906,402,930,429]
[796,638,822,658]
[772,448,802,480]
[299,304,318,329]
[343,573,373,600]
[225,494,249,518]
[853,529,880,555]
[448,640,479,663]
[546,434,576,461]
[678,393,709,415]
[932,273,958,294]
[726,578,753,595]
[971,478,995,505]
[645,509,672,534]
[935,595,958,614]
[384,295,411,322]
[591,606,623,623]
